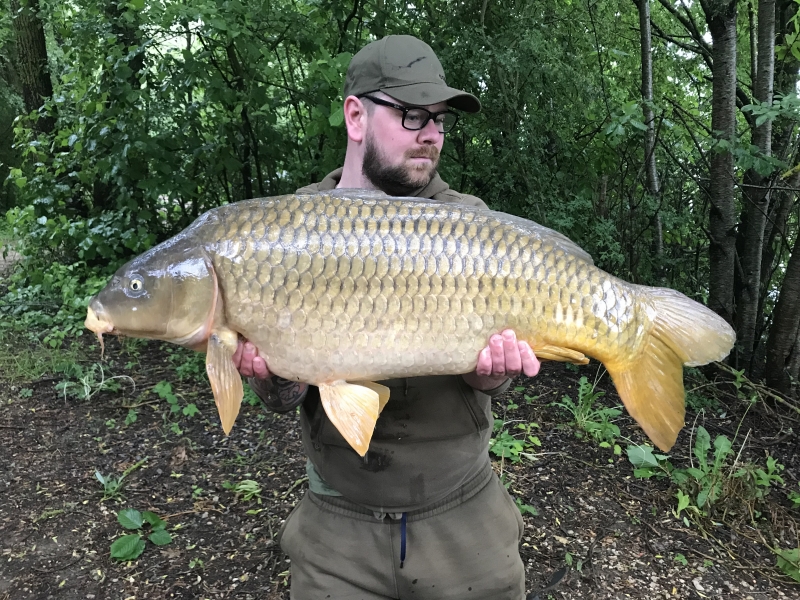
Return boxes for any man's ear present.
[343,96,368,143]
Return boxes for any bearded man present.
[235,35,540,599]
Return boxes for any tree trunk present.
[10,0,54,134]
[638,0,664,272]
[735,0,776,374]
[704,0,738,326]
[765,229,800,396]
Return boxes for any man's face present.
[361,93,447,196]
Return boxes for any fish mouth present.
[85,304,114,356]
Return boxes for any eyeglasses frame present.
[357,94,460,133]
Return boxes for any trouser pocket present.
[275,494,306,551]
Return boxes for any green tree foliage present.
[2,0,800,393]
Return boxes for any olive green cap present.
[344,35,480,113]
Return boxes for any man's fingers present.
[232,341,244,367]
[520,342,540,377]
[502,330,522,375]
[252,355,270,379]
[476,347,493,377]
[489,334,506,376]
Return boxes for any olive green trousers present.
[276,465,526,600]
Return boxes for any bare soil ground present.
[0,331,798,600]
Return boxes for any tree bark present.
[735,0,776,374]
[704,0,738,326]
[638,0,664,270]
[10,0,54,133]
[765,228,800,396]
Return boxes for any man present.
[234,35,540,599]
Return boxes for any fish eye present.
[125,275,144,298]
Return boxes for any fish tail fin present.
[319,381,387,456]
[606,288,735,451]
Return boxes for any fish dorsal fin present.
[327,188,389,200]
[206,329,243,434]
[318,381,381,456]
[489,211,595,265]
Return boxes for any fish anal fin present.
[354,381,391,413]
[206,329,243,435]
[531,344,589,365]
[319,381,380,456]
[607,335,685,452]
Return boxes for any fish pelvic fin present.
[355,381,391,413]
[206,329,243,435]
[607,288,736,452]
[531,344,589,365]
[318,381,382,456]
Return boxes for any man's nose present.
[417,117,443,142]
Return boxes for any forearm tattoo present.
[249,376,308,413]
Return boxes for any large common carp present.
[85,191,735,455]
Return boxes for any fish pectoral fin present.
[319,381,381,457]
[531,344,589,365]
[206,330,243,435]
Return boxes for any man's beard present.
[362,133,440,196]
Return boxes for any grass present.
[0,327,87,383]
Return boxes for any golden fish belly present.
[206,194,647,384]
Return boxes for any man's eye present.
[405,111,425,124]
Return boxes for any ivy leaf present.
[118,508,143,530]
[110,534,145,560]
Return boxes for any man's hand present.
[463,329,540,391]
[232,340,270,379]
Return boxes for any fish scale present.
[85,191,735,455]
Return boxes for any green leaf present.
[697,486,710,509]
[776,548,800,582]
[148,529,172,546]
[110,534,145,560]
[675,490,690,516]
[713,435,732,463]
[118,508,143,530]
[142,511,165,530]
[329,105,344,127]
[693,427,710,467]
[627,444,659,468]
[14,177,27,188]
[685,467,705,480]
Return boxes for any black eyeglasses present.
[359,95,459,133]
